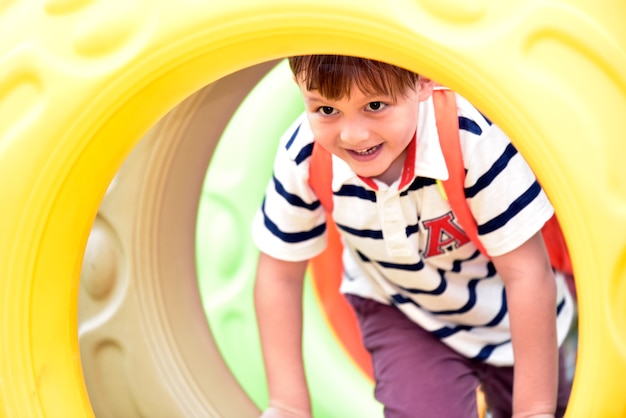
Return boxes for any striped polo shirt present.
[252,92,574,366]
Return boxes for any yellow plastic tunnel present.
[1,0,625,417]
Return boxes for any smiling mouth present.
[353,144,381,155]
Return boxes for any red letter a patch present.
[423,212,471,257]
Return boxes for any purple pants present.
[346,294,571,418]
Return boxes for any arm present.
[254,252,312,418]
[491,231,558,418]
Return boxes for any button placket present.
[378,190,413,257]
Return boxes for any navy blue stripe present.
[470,294,567,362]
[480,112,492,125]
[557,295,566,314]
[336,223,383,239]
[471,339,511,361]
[465,143,518,198]
[391,293,420,306]
[335,184,376,202]
[483,288,508,326]
[273,176,320,210]
[400,177,436,196]
[342,220,448,241]
[356,250,370,262]
[406,222,419,237]
[392,276,486,316]
[458,116,482,135]
[450,250,483,273]
[285,124,301,150]
[433,324,473,339]
[431,278,480,315]
[377,259,426,272]
[400,268,446,294]
[261,200,326,243]
[477,180,542,235]
[432,287,507,338]
[357,250,426,272]
[295,142,313,165]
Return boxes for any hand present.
[259,402,312,418]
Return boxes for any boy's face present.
[297,77,434,184]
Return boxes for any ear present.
[418,77,435,101]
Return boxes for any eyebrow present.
[305,97,325,103]
[302,94,329,105]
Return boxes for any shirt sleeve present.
[251,115,329,261]
[462,123,554,256]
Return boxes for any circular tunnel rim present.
[0,2,623,416]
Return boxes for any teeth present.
[354,145,379,155]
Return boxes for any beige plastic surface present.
[78,61,277,418]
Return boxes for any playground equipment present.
[1,0,625,416]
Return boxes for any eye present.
[317,106,337,115]
[366,101,386,111]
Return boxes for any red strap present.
[542,215,573,275]
[433,89,489,256]
[309,141,334,212]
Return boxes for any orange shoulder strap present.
[432,89,489,256]
[309,141,334,212]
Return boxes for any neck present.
[372,148,408,186]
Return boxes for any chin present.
[358,169,385,181]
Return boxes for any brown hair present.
[288,55,420,101]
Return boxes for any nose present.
[339,118,370,146]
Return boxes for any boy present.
[252,55,573,418]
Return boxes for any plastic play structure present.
[1,0,625,417]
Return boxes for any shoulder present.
[452,93,513,167]
[454,93,493,137]
[269,112,320,204]
[278,113,316,166]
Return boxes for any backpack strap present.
[542,214,573,275]
[433,89,489,255]
[309,141,334,212]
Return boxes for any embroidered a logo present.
[423,212,471,257]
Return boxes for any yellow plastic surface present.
[0,0,625,417]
